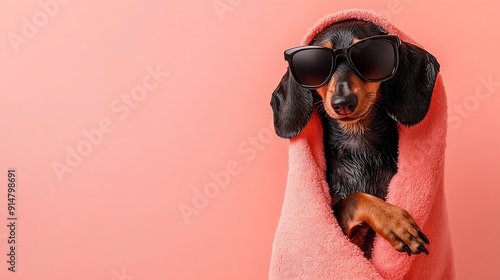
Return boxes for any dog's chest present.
[323,121,399,202]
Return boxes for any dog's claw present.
[418,245,429,255]
[402,244,411,256]
[418,232,430,245]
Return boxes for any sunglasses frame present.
[284,35,402,88]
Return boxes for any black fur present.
[271,71,313,139]
[322,103,399,205]
[270,20,440,258]
[382,42,440,125]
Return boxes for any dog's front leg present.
[334,192,430,256]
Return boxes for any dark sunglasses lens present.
[350,40,396,80]
[292,49,332,86]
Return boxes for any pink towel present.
[269,9,454,280]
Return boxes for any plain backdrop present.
[0,0,499,279]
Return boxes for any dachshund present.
[270,20,440,259]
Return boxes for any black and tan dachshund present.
[270,20,440,259]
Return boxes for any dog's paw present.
[372,205,430,256]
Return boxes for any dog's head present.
[270,20,440,138]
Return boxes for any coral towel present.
[269,9,454,280]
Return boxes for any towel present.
[269,9,454,280]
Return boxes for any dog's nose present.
[331,94,358,116]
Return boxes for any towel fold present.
[269,9,454,280]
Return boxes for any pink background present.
[0,0,499,279]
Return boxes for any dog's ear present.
[381,42,440,126]
[270,70,313,139]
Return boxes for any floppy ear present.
[270,70,313,139]
[381,42,440,126]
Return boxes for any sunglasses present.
[284,35,401,88]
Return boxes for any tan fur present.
[316,73,381,134]
[321,41,333,49]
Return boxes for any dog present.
[270,20,440,259]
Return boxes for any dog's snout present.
[331,94,358,115]
[335,81,350,97]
